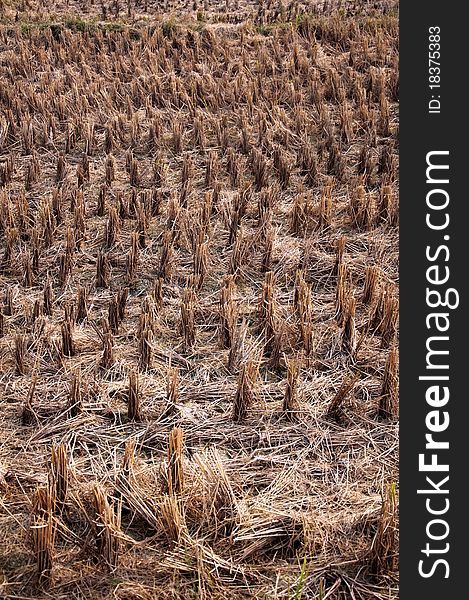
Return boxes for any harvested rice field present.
[0,1,399,598]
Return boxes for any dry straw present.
[219,275,237,349]
[369,482,398,576]
[167,427,185,496]
[30,486,55,587]
[378,347,398,420]
[233,359,258,422]
[92,485,121,570]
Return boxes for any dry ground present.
[0,1,399,598]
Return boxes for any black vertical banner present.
[400,2,467,598]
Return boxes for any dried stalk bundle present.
[5,196,20,240]
[105,154,116,186]
[30,486,55,587]
[3,287,13,316]
[327,143,345,181]
[258,271,277,353]
[49,444,69,512]
[327,374,357,422]
[172,119,183,153]
[31,300,41,323]
[0,160,13,188]
[68,369,82,417]
[0,311,3,338]
[58,240,74,287]
[251,147,268,191]
[129,156,139,187]
[219,275,237,349]
[181,153,194,188]
[105,206,120,248]
[357,144,374,183]
[108,289,126,335]
[232,359,258,422]
[2,227,18,272]
[150,189,163,218]
[61,319,75,358]
[228,226,248,278]
[228,188,250,245]
[153,155,167,188]
[65,123,76,154]
[76,286,88,322]
[190,447,237,535]
[333,236,346,276]
[125,371,140,421]
[73,192,87,248]
[226,147,241,188]
[15,333,27,375]
[179,287,196,353]
[228,319,248,374]
[50,189,63,225]
[290,193,312,237]
[283,357,299,419]
[377,184,398,227]
[349,183,365,229]
[257,187,275,227]
[25,152,41,189]
[378,93,391,137]
[15,191,31,234]
[152,277,164,311]
[166,191,180,232]
[341,295,357,356]
[96,251,110,288]
[22,250,34,287]
[294,270,314,356]
[84,123,95,156]
[297,142,318,186]
[379,347,398,420]
[216,115,230,152]
[135,201,147,249]
[239,116,250,154]
[56,152,66,184]
[161,366,179,420]
[339,101,354,145]
[167,427,185,496]
[369,482,398,576]
[160,494,186,544]
[300,319,314,361]
[205,151,219,189]
[41,201,55,247]
[357,191,375,231]
[273,146,291,189]
[335,262,350,326]
[380,294,399,348]
[63,302,75,326]
[100,331,114,369]
[362,265,380,305]
[92,485,121,570]
[120,439,135,483]
[31,230,40,274]
[43,278,53,316]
